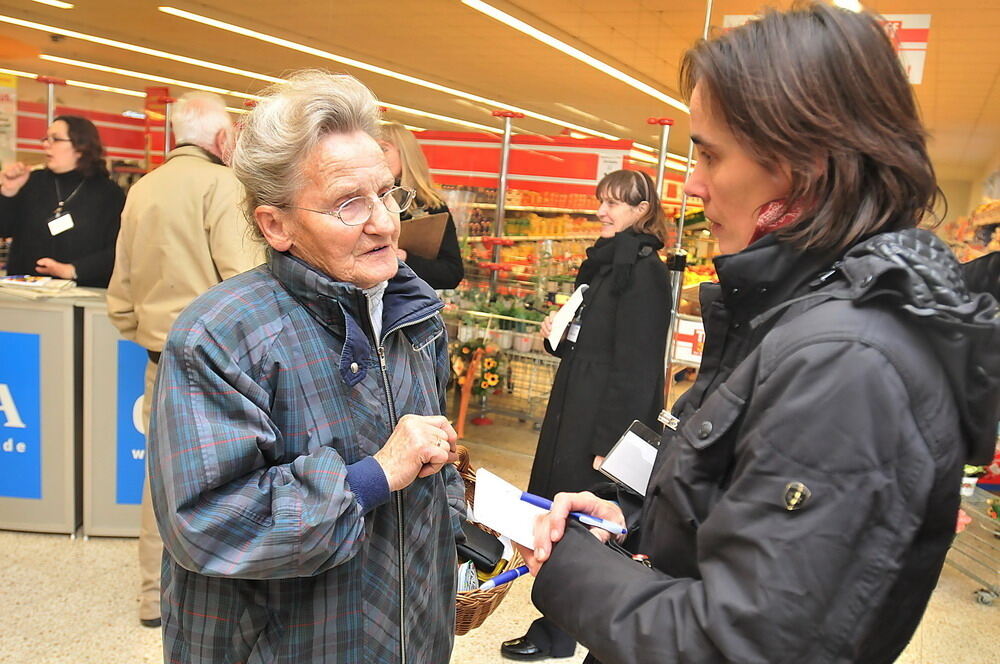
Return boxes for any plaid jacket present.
[149,250,463,663]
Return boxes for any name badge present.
[48,213,74,236]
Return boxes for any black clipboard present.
[597,420,661,496]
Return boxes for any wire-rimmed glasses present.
[283,186,416,226]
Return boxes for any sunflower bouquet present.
[450,338,506,396]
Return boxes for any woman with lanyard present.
[502,168,671,661]
[0,115,124,287]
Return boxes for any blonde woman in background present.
[380,122,464,289]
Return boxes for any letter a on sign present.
[0,383,26,428]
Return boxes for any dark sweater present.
[0,168,125,287]
[400,202,464,290]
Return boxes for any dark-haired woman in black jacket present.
[0,115,124,287]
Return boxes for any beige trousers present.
[137,359,163,622]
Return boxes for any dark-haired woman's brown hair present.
[595,169,669,243]
[679,1,939,253]
[56,115,109,178]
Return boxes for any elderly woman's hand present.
[374,414,458,491]
[513,491,626,576]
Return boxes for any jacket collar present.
[166,144,224,166]
[704,233,840,318]
[267,250,444,386]
[268,249,443,329]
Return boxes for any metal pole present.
[46,82,55,125]
[490,110,523,289]
[649,117,674,196]
[663,0,714,402]
[163,99,174,161]
[36,76,67,125]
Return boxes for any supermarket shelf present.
[468,202,598,215]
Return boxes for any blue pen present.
[479,565,530,591]
[519,491,628,537]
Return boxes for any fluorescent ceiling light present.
[0,13,284,84]
[380,121,427,133]
[31,0,74,8]
[39,54,482,130]
[553,102,602,123]
[462,0,688,114]
[0,66,144,97]
[832,0,864,12]
[627,149,687,172]
[381,101,499,133]
[157,5,624,141]
[40,54,261,100]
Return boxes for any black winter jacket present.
[532,229,1000,664]
[528,229,670,499]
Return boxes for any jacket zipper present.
[370,297,442,664]
[375,344,406,664]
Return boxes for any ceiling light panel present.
[0,66,144,98]
[156,6,628,141]
[30,0,74,8]
[461,0,688,114]
[39,54,261,100]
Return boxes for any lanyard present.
[53,177,85,216]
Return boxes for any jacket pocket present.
[680,383,746,451]
[655,384,748,529]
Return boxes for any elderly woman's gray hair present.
[231,70,382,240]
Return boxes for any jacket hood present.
[837,229,1000,463]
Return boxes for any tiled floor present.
[0,409,995,663]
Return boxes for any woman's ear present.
[254,205,294,252]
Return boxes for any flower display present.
[450,338,506,396]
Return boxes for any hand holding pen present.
[519,491,627,537]
[514,490,627,577]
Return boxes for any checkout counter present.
[0,289,146,536]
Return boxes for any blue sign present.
[0,332,42,499]
[116,340,148,505]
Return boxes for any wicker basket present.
[454,444,525,635]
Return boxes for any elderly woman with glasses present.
[0,115,124,286]
[147,70,466,664]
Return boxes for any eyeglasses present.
[40,136,72,145]
[283,186,416,227]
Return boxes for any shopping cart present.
[454,310,559,426]
[947,485,1000,605]
[486,348,559,425]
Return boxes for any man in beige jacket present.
[106,91,264,628]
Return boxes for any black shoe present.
[140,617,162,628]
[500,636,549,661]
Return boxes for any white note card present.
[546,284,588,350]
[473,468,547,548]
[48,212,74,236]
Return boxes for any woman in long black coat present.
[501,169,671,661]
